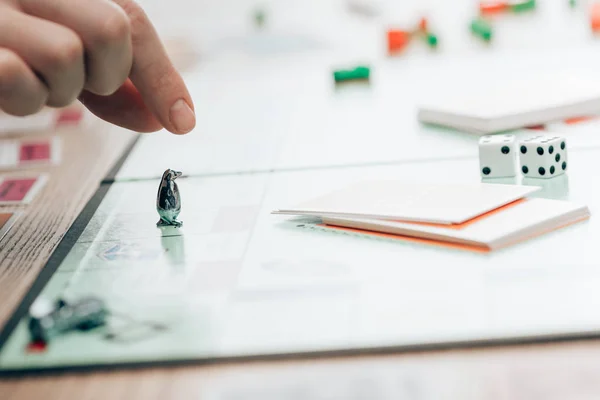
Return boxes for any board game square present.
[211,205,261,233]
[19,142,51,162]
[0,178,36,202]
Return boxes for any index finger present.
[113,0,195,134]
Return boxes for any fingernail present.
[170,99,196,134]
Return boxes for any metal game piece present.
[156,169,183,228]
[28,297,108,343]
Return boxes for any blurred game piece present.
[480,1,508,15]
[28,297,54,321]
[471,17,493,41]
[28,297,108,343]
[479,0,535,15]
[519,136,568,179]
[564,116,597,124]
[26,341,47,353]
[417,17,438,48]
[387,29,412,54]
[475,0,533,42]
[591,2,600,32]
[509,0,535,12]
[104,312,168,343]
[478,134,517,178]
[156,169,183,228]
[254,7,266,28]
[333,66,371,84]
[387,17,438,53]
[424,32,438,48]
[526,124,546,130]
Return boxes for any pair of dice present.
[479,134,568,179]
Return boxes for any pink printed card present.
[0,137,61,170]
[0,175,48,205]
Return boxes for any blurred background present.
[116,0,600,180]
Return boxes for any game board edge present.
[0,135,140,354]
[2,329,600,376]
[102,135,141,183]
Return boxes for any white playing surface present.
[2,149,600,369]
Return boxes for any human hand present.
[0,0,195,134]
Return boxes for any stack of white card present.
[273,181,590,251]
[417,74,600,135]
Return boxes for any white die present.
[518,135,568,179]
[478,134,517,178]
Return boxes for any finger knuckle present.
[46,34,84,70]
[95,8,131,46]
[46,84,81,107]
[0,51,24,92]
[25,97,46,115]
[3,95,46,116]
[0,54,46,115]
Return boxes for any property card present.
[273,181,540,225]
[322,198,590,251]
[418,74,600,135]
[0,212,20,242]
[0,175,48,205]
[0,137,61,170]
